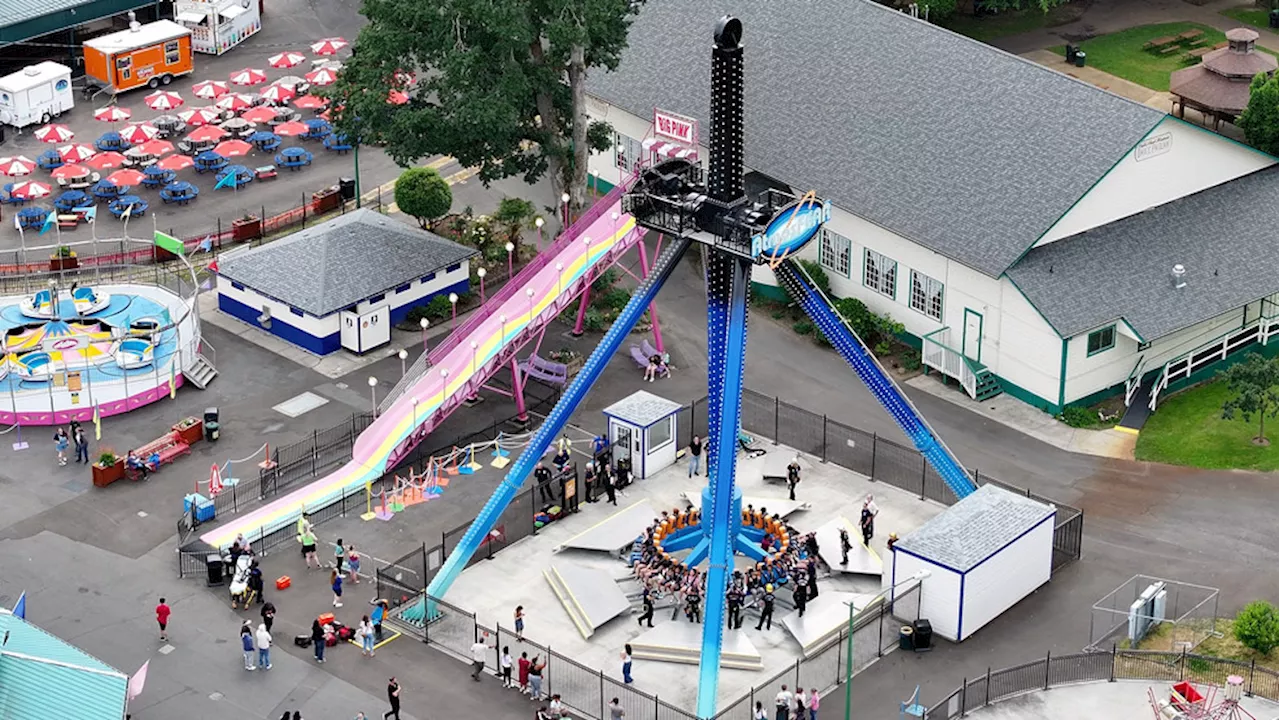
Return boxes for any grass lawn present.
[1135,377,1279,471]
[942,2,1087,43]
[1123,618,1279,670]
[1221,6,1276,31]
[1069,22,1228,91]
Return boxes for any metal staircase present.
[183,343,218,389]
[973,367,1003,401]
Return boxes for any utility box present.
[601,390,683,480]
[83,19,194,94]
[0,62,74,129]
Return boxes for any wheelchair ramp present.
[555,501,657,554]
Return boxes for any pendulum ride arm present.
[696,253,753,719]
[773,259,977,500]
[425,236,693,605]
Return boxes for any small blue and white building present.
[602,390,684,480]
[891,484,1055,643]
[216,209,476,355]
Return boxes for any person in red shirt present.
[156,598,171,641]
[517,651,531,695]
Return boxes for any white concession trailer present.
[0,62,74,129]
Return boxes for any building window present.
[421,272,436,283]
[230,281,245,291]
[863,248,896,298]
[290,307,304,317]
[368,293,385,304]
[164,40,181,64]
[446,263,461,273]
[909,270,943,321]
[1087,325,1116,356]
[819,229,852,278]
[647,416,673,450]
[615,132,644,173]
[396,283,411,294]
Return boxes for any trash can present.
[899,626,914,651]
[1270,9,1278,28]
[204,407,220,442]
[912,619,934,651]
[206,554,225,586]
[1064,44,1077,61]
[1074,51,1086,68]
[338,177,356,200]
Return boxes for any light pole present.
[448,292,458,330]
[589,169,599,200]
[526,287,535,323]
[555,262,563,297]
[398,348,408,377]
[611,211,619,241]
[367,376,378,416]
[843,570,931,720]
[419,317,430,353]
[561,192,570,227]
[476,267,486,303]
[505,242,515,280]
[499,314,507,344]
[534,217,544,250]
[582,235,592,270]
[438,368,449,409]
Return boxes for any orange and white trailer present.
[83,18,194,95]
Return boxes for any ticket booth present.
[602,390,682,481]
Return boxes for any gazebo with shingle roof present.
[1171,28,1278,130]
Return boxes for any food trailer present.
[174,0,263,55]
[83,18,194,95]
[0,62,74,129]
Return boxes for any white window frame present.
[819,228,852,278]
[863,248,897,298]
[615,133,643,173]
[910,270,944,321]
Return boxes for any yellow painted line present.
[347,630,402,650]
[384,161,471,215]
[1113,426,1140,436]
[560,499,649,546]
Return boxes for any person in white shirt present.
[470,631,493,681]
[796,688,808,713]
[500,645,514,688]
[548,694,565,718]
[775,684,793,720]
[255,623,273,670]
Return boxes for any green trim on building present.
[1,0,157,46]
[1057,338,1069,409]
[1000,375,1060,415]
[751,280,789,303]
[588,175,616,195]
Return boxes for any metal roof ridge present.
[0,650,127,679]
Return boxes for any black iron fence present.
[926,647,1279,718]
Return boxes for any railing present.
[925,647,1279,718]
[1124,355,1147,407]
[1148,314,1280,411]
[922,327,978,398]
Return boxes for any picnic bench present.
[57,214,79,229]
[628,345,671,377]
[133,431,191,471]
[518,353,568,386]
[1178,29,1205,42]
[1143,35,1179,51]
[255,165,278,181]
[1184,47,1213,61]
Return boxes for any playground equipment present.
[1148,678,1257,720]
[423,17,975,719]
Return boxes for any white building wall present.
[893,550,962,642]
[354,260,471,316]
[215,276,337,336]
[958,515,1054,642]
[1037,117,1276,247]
[995,281,1064,408]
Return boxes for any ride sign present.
[750,194,832,263]
[653,108,698,146]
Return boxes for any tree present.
[1237,73,1278,157]
[395,167,453,229]
[492,197,537,251]
[1233,600,1279,655]
[1219,353,1279,446]
[331,0,634,215]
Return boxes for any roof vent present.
[23,66,40,77]
[129,11,141,31]
[1171,264,1187,289]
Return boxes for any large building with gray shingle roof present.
[585,0,1277,422]
[216,209,476,355]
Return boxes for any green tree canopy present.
[1219,353,1279,445]
[1233,600,1279,655]
[331,0,635,214]
[395,167,453,229]
[1238,73,1278,156]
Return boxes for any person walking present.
[620,643,633,684]
[500,645,513,688]
[383,677,401,720]
[528,655,545,700]
[358,615,376,657]
[333,538,346,574]
[299,518,320,569]
[54,427,69,466]
[756,585,775,631]
[838,527,852,566]
[255,622,273,670]
[371,599,387,642]
[774,685,793,720]
[155,598,171,641]
[331,568,344,608]
[688,436,703,477]
[603,466,618,506]
[637,591,654,628]
[806,559,819,601]
[793,583,808,618]
[808,687,820,720]
[727,586,743,629]
[470,631,493,681]
[74,426,89,464]
[860,494,878,547]
[786,456,801,502]
[348,544,361,584]
[311,618,327,663]
[241,621,256,670]
[261,600,276,633]
[514,605,525,641]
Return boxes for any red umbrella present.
[268,51,307,69]
[34,124,74,143]
[304,68,339,86]
[8,181,52,200]
[192,80,229,100]
[138,139,175,156]
[156,154,195,171]
[240,106,279,124]
[58,143,97,163]
[145,90,184,111]
[216,93,255,112]
[187,125,227,143]
[387,89,409,106]
[85,152,128,170]
[119,123,159,144]
[259,84,295,105]
[107,168,147,187]
[52,164,90,180]
[310,37,349,56]
[229,68,268,86]
[179,107,222,127]
[94,106,131,123]
[0,156,36,176]
[213,139,253,157]
[274,120,309,136]
[293,94,328,110]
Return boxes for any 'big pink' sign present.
[653,109,698,146]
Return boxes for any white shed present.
[891,484,1055,643]
[602,390,683,480]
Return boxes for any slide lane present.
[200,206,639,549]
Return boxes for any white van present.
[0,62,75,129]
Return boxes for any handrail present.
[1124,355,1146,407]
[1148,314,1276,412]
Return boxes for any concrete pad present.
[544,562,633,638]
[813,516,882,576]
[629,622,763,670]
[272,391,330,417]
[781,591,877,656]
[961,680,1278,720]
[555,500,656,554]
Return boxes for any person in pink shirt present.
[807,688,819,720]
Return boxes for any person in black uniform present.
[786,456,801,502]
[637,589,654,628]
[727,587,743,630]
[806,558,819,601]
[583,462,598,503]
[533,463,554,503]
[792,582,808,618]
[685,588,702,623]
[756,586,775,631]
[839,528,853,566]
[602,464,618,506]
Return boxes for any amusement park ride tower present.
[426,16,977,718]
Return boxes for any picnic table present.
[303,119,332,140]
[1178,29,1205,42]
[1185,47,1213,60]
[58,173,97,190]
[142,166,177,188]
[248,131,282,153]
[194,151,229,174]
[92,179,126,201]
[95,132,130,152]
[276,147,313,170]
[154,115,186,138]
[215,165,254,189]
[54,190,90,213]
[255,165,278,181]
[109,195,148,218]
[38,150,65,171]
[323,134,353,154]
[2,183,30,205]
[16,207,49,229]
[160,181,199,205]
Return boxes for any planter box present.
[153,246,179,262]
[172,418,204,446]
[311,188,340,214]
[92,459,125,488]
[563,356,584,378]
[50,255,79,271]
[232,216,262,241]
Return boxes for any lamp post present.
[448,292,458,330]
[843,570,931,720]
[534,217,544,250]
[589,169,598,200]
[419,317,430,353]
[555,262,564,297]
[560,192,570,227]
[526,287,535,323]
[505,242,515,280]
[367,376,378,416]
[398,348,408,377]
[476,267,486,303]
[582,235,592,270]
[438,368,449,409]
[499,314,507,344]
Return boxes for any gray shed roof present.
[587,0,1165,277]
[218,209,476,317]
[1,0,93,28]
[1007,167,1279,341]
[895,484,1054,573]
[603,390,684,427]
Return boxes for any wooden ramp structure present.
[628,622,763,670]
[543,562,632,639]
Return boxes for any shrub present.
[599,288,631,313]
[901,349,922,372]
[582,309,606,332]
[873,340,892,357]
[799,259,831,298]
[1233,601,1279,655]
[792,320,814,336]
[835,296,879,342]
[813,329,831,347]
[423,294,454,321]
[394,167,453,229]
[592,269,618,294]
[1060,405,1096,428]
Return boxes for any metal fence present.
[926,647,1280,718]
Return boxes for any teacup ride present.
[12,351,53,381]
[112,337,155,369]
[18,289,55,318]
[72,286,111,315]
